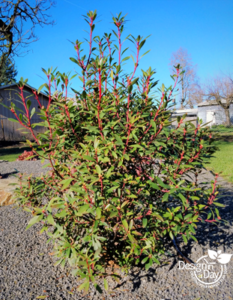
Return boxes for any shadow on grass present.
[214,135,233,143]
[0,146,32,156]
[0,146,42,162]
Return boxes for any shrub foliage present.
[6,11,223,294]
[16,150,38,161]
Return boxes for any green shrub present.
[6,10,223,294]
[211,124,233,131]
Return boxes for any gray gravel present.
[0,160,52,179]
[0,161,233,299]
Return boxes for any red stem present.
[85,17,94,69]
[117,26,121,65]
[97,69,104,139]
[130,41,140,80]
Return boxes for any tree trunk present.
[224,108,231,127]
[181,98,185,110]
[181,78,185,109]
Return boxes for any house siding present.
[171,109,198,128]
[0,85,49,141]
[171,115,198,128]
[197,104,233,125]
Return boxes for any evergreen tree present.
[0,56,17,86]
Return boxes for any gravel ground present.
[0,160,52,179]
[0,161,233,300]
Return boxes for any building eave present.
[0,83,49,99]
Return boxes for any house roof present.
[0,83,49,99]
[171,108,198,116]
[198,99,233,107]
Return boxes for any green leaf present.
[184,213,193,221]
[77,279,90,292]
[215,208,220,217]
[105,169,112,179]
[190,235,198,242]
[38,83,46,94]
[142,218,147,228]
[47,214,55,225]
[161,83,165,93]
[96,165,101,174]
[96,207,101,219]
[141,257,149,264]
[152,257,160,264]
[23,207,32,213]
[41,68,47,75]
[26,215,43,230]
[70,57,78,64]
[110,70,114,80]
[30,107,36,118]
[115,135,124,145]
[109,210,118,218]
[182,234,188,244]
[145,258,153,270]
[76,204,90,216]
[40,226,48,234]
[106,186,119,193]
[8,118,18,123]
[132,230,142,236]
[148,181,160,190]
[156,177,169,189]
[154,213,164,222]
[122,56,130,62]
[189,225,196,234]
[55,210,67,218]
[60,178,73,190]
[19,113,23,121]
[162,193,169,202]
[140,49,151,59]
[83,155,96,162]
[207,212,212,220]
[70,74,77,80]
[104,278,108,291]
[122,219,128,231]
[127,194,137,198]
[178,193,187,206]
[214,202,225,207]
[54,258,64,267]
[173,206,181,213]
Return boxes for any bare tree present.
[201,75,233,127]
[0,0,55,70]
[169,47,199,109]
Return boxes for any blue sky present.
[15,0,233,97]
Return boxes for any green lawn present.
[211,124,233,134]
[205,141,233,183]
[0,147,43,162]
[204,125,233,183]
